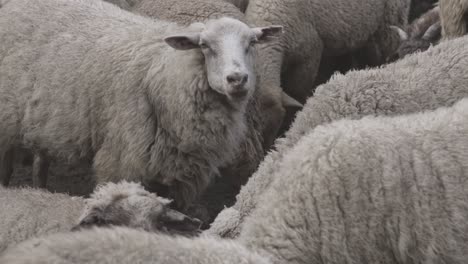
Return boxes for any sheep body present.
[440,0,468,39]
[0,181,200,253]
[0,227,272,264]
[99,0,265,224]
[0,0,258,209]
[239,98,468,264]
[207,34,468,238]
[0,186,83,252]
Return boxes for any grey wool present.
[0,227,272,264]
[0,0,279,209]
[207,34,468,238]
[239,97,468,264]
[440,0,468,40]
[0,181,201,253]
[242,0,410,138]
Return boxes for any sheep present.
[244,0,410,114]
[238,97,468,264]
[388,5,441,62]
[0,181,201,252]
[0,0,282,210]
[101,0,265,224]
[0,227,272,264]
[105,0,299,149]
[207,34,468,238]
[440,0,468,39]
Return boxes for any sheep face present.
[72,181,202,236]
[387,22,441,62]
[164,17,282,103]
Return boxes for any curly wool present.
[239,98,468,264]
[208,34,468,238]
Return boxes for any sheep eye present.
[245,40,256,53]
[200,43,210,50]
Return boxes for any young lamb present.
[0,0,281,210]
[207,34,468,238]
[440,0,468,39]
[388,5,441,62]
[0,181,201,253]
[238,97,468,264]
[0,227,272,264]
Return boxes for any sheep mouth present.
[228,89,249,99]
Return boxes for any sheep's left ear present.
[253,25,283,43]
[164,33,201,50]
[70,210,109,231]
[159,208,202,234]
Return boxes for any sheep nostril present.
[226,72,248,86]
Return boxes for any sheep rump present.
[239,97,468,264]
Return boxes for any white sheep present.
[0,181,201,252]
[238,97,468,264]
[243,0,411,134]
[0,0,281,209]
[99,0,265,224]
[0,227,272,264]
[207,34,468,238]
[440,0,468,39]
[104,0,299,149]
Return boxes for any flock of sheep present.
[0,0,468,263]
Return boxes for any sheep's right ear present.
[389,25,408,41]
[164,34,201,50]
[422,21,441,41]
[253,25,283,43]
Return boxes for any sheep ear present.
[164,33,200,50]
[422,22,441,41]
[253,25,283,43]
[71,211,108,231]
[159,208,202,233]
[282,92,303,108]
[389,25,408,41]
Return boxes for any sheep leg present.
[0,148,15,186]
[32,151,49,188]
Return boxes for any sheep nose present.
[226,72,248,87]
